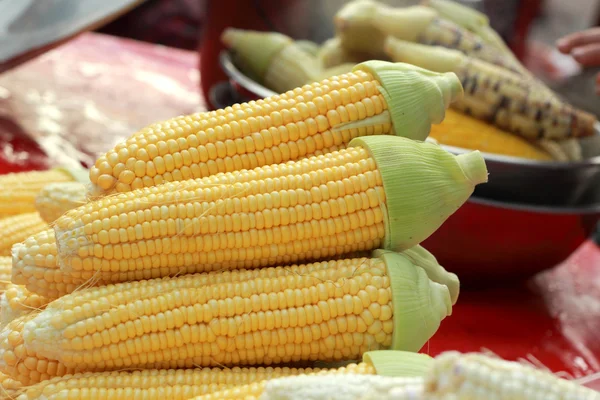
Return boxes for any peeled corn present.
[0,168,88,217]
[35,181,88,223]
[384,38,597,140]
[55,136,487,280]
[88,60,463,195]
[0,372,21,399]
[15,351,431,400]
[0,257,10,293]
[1,252,454,384]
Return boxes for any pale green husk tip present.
[374,246,460,305]
[363,350,433,377]
[53,166,90,184]
[455,151,488,185]
[221,28,292,79]
[353,60,463,141]
[349,135,486,251]
[378,251,452,352]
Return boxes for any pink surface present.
[1,32,599,389]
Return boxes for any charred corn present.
[88,60,463,195]
[59,136,486,279]
[2,252,454,382]
[35,181,88,223]
[429,108,553,160]
[0,213,47,257]
[384,38,597,140]
[15,351,431,400]
[0,168,88,217]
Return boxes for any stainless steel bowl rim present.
[468,195,600,214]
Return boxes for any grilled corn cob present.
[0,213,47,257]
[429,108,553,160]
[2,252,454,383]
[59,136,486,279]
[35,182,88,223]
[15,351,431,400]
[0,168,88,217]
[88,60,463,195]
[384,38,597,140]
[0,284,49,329]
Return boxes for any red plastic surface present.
[1,32,600,390]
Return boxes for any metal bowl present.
[214,50,600,279]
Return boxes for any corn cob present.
[15,351,431,400]
[60,136,486,279]
[384,38,597,140]
[333,0,388,56]
[425,351,600,399]
[538,138,583,162]
[318,37,389,70]
[0,372,21,400]
[429,108,553,160]
[0,257,10,293]
[0,314,83,386]
[194,351,431,400]
[0,168,88,217]
[198,351,600,400]
[0,213,47,257]
[2,251,454,384]
[0,284,49,329]
[35,182,88,224]
[222,29,323,94]
[88,60,463,195]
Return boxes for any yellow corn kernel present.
[8,253,453,382]
[35,182,88,223]
[0,256,11,293]
[429,108,552,160]
[0,284,50,329]
[0,371,21,399]
[54,136,486,281]
[11,230,101,301]
[0,213,47,257]
[0,314,82,386]
[16,366,329,400]
[0,169,76,217]
[88,61,463,195]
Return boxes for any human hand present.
[556,27,600,93]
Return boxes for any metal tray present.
[218,50,600,209]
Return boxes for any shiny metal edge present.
[468,195,600,214]
[219,50,600,169]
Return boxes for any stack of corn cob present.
[221,0,598,163]
[0,57,594,399]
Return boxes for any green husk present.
[264,43,323,93]
[372,4,438,42]
[379,251,452,352]
[318,37,375,68]
[384,37,466,73]
[53,167,90,184]
[353,60,463,141]
[294,40,320,57]
[350,135,487,250]
[424,0,489,33]
[333,0,387,54]
[363,350,433,377]
[221,28,292,79]
[374,246,460,305]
